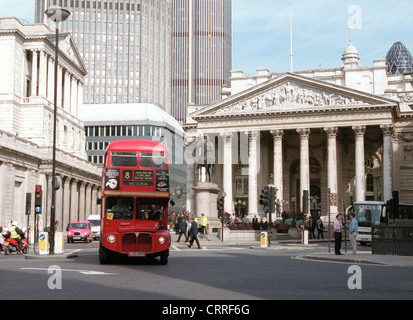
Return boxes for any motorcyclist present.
[8,221,25,254]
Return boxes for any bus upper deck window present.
[140,153,165,168]
[111,152,137,167]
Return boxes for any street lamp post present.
[45,6,71,255]
[219,191,226,242]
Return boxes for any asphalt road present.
[1,239,412,302]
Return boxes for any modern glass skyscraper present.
[171,0,232,123]
[35,0,171,113]
[386,41,413,75]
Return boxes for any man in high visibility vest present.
[200,213,207,235]
[9,221,24,254]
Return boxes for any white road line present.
[21,267,117,275]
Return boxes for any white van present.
[87,215,101,240]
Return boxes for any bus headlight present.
[158,236,166,245]
[107,235,116,244]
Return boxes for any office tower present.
[386,41,413,75]
[35,0,171,112]
[171,0,232,123]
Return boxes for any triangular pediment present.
[47,33,87,75]
[191,73,397,119]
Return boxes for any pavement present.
[173,233,413,267]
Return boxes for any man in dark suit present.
[309,217,316,239]
[317,219,324,239]
[177,216,188,243]
[187,217,201,249]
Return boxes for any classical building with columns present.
[185,42,413,229]
[0,18,101,232]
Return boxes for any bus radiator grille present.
[122,233,152,253]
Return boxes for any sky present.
[1,0,413,76]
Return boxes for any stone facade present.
[0,18,101,231]
[185,43,413,226]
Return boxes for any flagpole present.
[290,3,293,73]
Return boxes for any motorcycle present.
[2,232,29,255]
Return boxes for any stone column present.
[353,125,366,202]
[324,127,339,215]
[381,124,394,201]
[71,76,78,115]
[271,129,284,215]
[55,177,63,231]
[77,82,83,118]
[47,57,54,100]
[221,132,233,213]
[185,136,196,214]
[63,178,71,231]
[91,186,98,216]
[57,65,63,108]
[79,182,86,221]
[297,128,311,215]
[38,51,47,97]
[64,71,71,112]
[31,50,38,96]
[248,131,259,218]
[85,184,92,218]
[70,179,78,221]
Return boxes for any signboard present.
[105,168,120,190]
[156,170,169,192]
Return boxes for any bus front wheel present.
[99,242,113,264]
[159,249,169,265]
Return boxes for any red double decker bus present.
[99,140,172,265]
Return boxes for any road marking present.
[21,267,117,275]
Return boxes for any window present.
[106,196,134,221]
[140,153,165,168]
[235,177,248,196]
[111,152,137,167]
[366,174,374,192]
[136,198,167,221]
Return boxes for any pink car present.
[67,221,92,243]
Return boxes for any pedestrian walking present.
[187,217,201,249]
[333,214,344,255]
[349,213,359,255]
[177,216,188,243]
[317,219,324,239]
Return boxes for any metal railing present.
[372,225,413,256]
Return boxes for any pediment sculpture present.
[212,82,365,115]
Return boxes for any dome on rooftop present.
[385,41,413,75]
[341,42,360,64]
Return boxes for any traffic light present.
[260,186,269,209]
[268,186,276,214]
[217,197,224,211]
[34,185,42,214]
